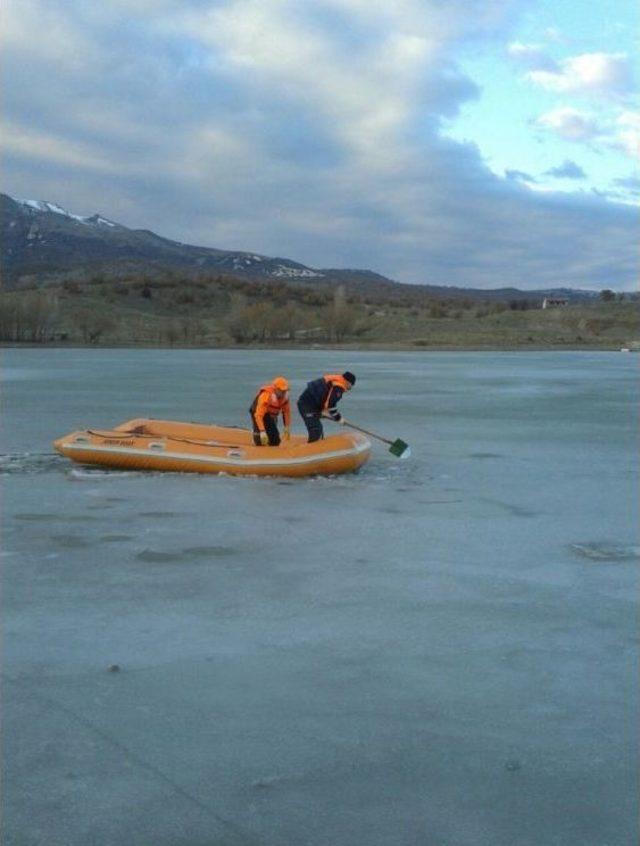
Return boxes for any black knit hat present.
[343,371,356,386]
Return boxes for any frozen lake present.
[2,348,638,846]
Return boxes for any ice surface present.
[1,349,638,846]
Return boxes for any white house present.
[542,297,569,309]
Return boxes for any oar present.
[324,416,411,459]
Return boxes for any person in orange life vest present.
[249,376,291,446]
[296,371,356,443]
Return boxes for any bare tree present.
[226,301,274,342]
[163,319,181,347]
[0,299,18,341]
[73,307,115,343]
[265,301,302,340]
[1,292,60,342]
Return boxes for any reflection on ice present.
[136,546,238,563]
[69,467,139,480]
[570,541,640,562]
[99,534,135,543]
[49,534,91,549]
[13,513,61,521]
[0,452,68,475]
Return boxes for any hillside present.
[1,194,406,296]
[0,269,637,350]
[1,193,604,303]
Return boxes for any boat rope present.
[86,429,155,439]
[86,429,244,449]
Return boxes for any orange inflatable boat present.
[53,418,371,477]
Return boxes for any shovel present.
[326,416,411,459]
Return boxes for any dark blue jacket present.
[298,377,345,420]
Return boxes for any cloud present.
[534,107,602,142]
[533,107,639,161]
[2,122,120,174]
[601,180,640,204]
[1,0,638,290]
[526,52,634,99]
[509,44,635,101]
[544,160,587,179]
[614,112,640,159]
[612,174,640,191]
[507,41,558,72]
[505,169,537,183]
[543,27,565,44]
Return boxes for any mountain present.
[0,193,600,301]
[1,194,399,294]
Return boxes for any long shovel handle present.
[327,417,394,446]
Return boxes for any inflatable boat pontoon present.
[53,419,371,477]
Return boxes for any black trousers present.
[297,397,323,443]
[251,412,280,446]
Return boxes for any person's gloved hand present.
[259,431,269,446]
[283,428,291,441]
[332,412,343,423]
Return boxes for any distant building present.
[294,326,324,339]
[542,297,569,309]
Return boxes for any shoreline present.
[1,341,630,352]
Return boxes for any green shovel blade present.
[389,439,411,459]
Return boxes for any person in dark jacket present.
[297,371,356,442]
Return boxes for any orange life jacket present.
[251,384,291,430]
[322,374,351,409]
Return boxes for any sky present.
[2,0,638,290]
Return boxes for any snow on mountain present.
[271,265,324,279]
[85,214,117,227]
[14,197,117,227]
[2,193,337,285]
